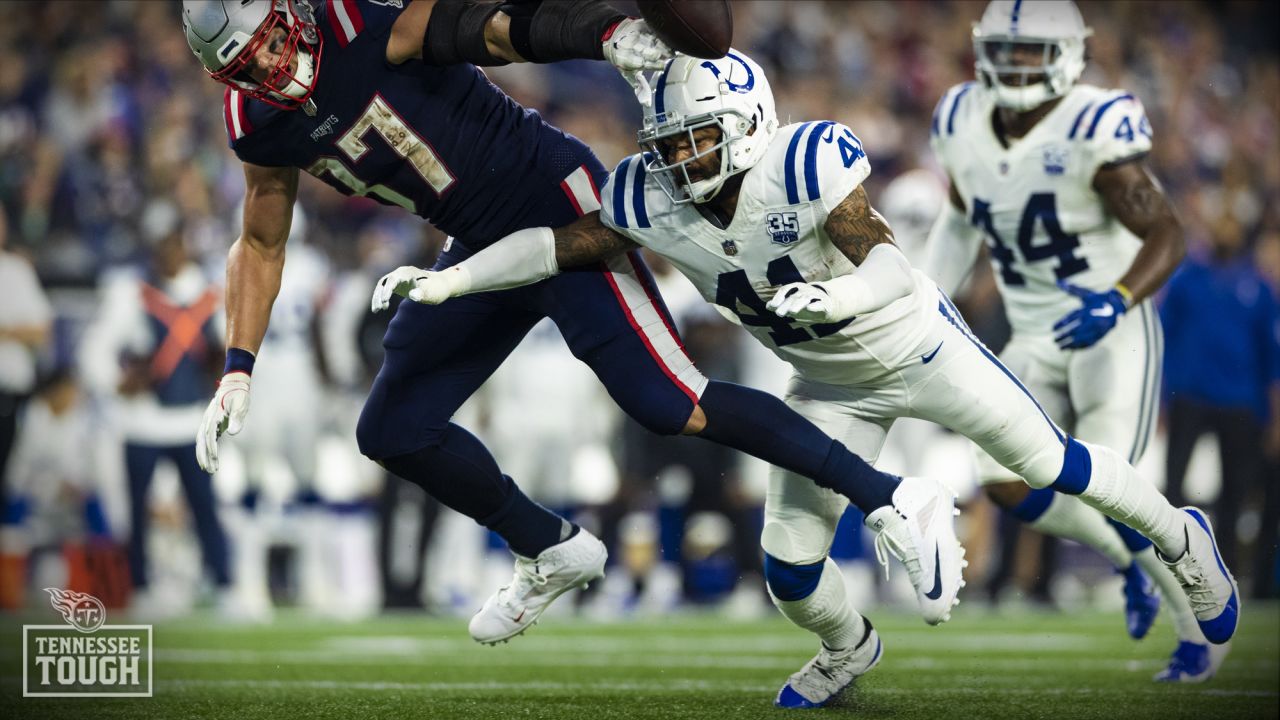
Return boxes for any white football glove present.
[767,283,840,324]
[196,372,250,473]
[371,265,469,312]
[602,18,673,106]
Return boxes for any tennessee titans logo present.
[700,52,756,93]
[45,587,106,633]
[1042,144,1068,176]
[766,212,800,246]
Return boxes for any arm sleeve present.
[438,226,560,296]
[9,260,52,325]
[77,278,140,395]
[921,201,984,297]
[814,243,916,320]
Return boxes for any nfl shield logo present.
[721,240,738,256]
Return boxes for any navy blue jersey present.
[225,0,591,248]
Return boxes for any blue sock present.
[695,381,899,513]
[1009,487,1056,523]
[1107,517,1155,552]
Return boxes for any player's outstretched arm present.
[921,180,984,297]
[372,211,638,309]
[196,162,298,473]
[1093,159,1185,304]
[770,186,916,324]
[388,0,669,78]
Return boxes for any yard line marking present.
[156,679,1280,699]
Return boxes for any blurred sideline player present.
[922,0,1225,682]
[79,206,231,615]
[399,47,1240,707]
[185,0,944,645]
[0,370,128,610]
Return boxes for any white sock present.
[1075,441,1188,558]
[1134,547,1207,643]
[1031,494,1133,569]
[769,557,865,651]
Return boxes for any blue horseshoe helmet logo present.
[700,51,755,94]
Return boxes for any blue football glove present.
[1052,280,1129,350]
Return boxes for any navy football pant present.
[358,163,705,555]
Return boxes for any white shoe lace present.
[873,525,921,583]
[1170,555,1216,614]
[496,559,549,611]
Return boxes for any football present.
[637,0,733,59]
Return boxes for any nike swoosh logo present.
[921,341,944,364]
[514,609,526,623]
[924,545,943,600]
[1090,306,1116,318]
[822,124,835,142]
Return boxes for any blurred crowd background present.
[1,1,1277,623]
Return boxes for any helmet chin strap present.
[989,77,1058,112]
[687,141,738,204]
[273,49,315,101]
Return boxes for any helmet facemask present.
[208,0,323,111]
[639,108,758,205]
[973,33,1085,111]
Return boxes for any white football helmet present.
[639,49,778,204]
[182,0,322,111]
[972,0,1092,111]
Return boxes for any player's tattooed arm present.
[553,212,640,269]
[1094,159,1185,304]
[824,185,897,265]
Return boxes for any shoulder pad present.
[1065,87,1152,167]
[930,82,980,141]
[602,153,662,231]
[223,88,287,145]
[1065,87,1141,140]
[318,0,392,47]
[763,121,870,208]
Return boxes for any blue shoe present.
[775,620,882,709]
[1119,561,1160,639]
[1157,508,1240,644]
[1152,640,1230,683]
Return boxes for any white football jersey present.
[931,82,1153,336]
[601,122,935,387]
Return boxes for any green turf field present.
[2,603,1277,719]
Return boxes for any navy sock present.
[482,481,573,558]
[695,381,899,513]
[380,423,569,557]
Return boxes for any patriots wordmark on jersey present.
[601,121,937,388]
[931,81,1154,335]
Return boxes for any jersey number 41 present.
[716,256,853,347]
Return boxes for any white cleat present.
[865,477,967,625]
[775,619,883,709]
[469,529,607,645]
[1157,508,1240,645]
